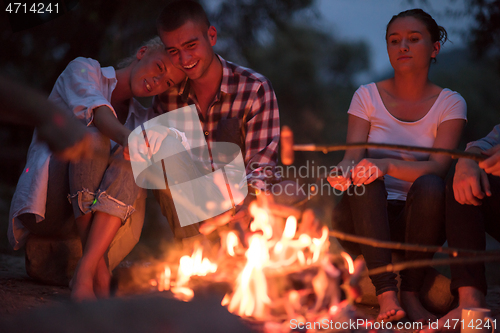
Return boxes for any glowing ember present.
[158,266,171,291]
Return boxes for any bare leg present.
[421,286,486,333]
[377,290,406,322]
[75,213,92,244]
[70,213,93,290]
[401,291,437,323]
[71,213,111,298]
[93,257,111,298]
[71,212,121,302]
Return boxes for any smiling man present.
[152,0,281,239]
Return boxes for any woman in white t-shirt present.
[328,9,466,323]
[9,37,186,302]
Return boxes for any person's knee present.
[361,179,385,193]
[411,174,445,198]
[86,127,111,155]
[347,179,385,204]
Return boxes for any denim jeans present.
[332,174,446,295]
[67,127,139,222]
[18,128,144,270]
[446,173,500,296]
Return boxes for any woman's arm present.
[351,118,466,185]
[328,114,370,190]
[93,106,131,147]
[338,114,371,170]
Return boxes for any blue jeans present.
[19,128,144,270]
[332,174,446,295]
[446,173,500,296]
[20,127,140,229]
[67,127,139,222]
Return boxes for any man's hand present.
[478,145,500,176]
[144,126,171,155]
[199,205,251,235]
[126,126,171,162]
[125,134,145,162]
[453,158,491,206]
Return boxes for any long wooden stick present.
[294,143,486,162]
[329,230,499,256]
[367,255,500,276]
[328,230,500,275]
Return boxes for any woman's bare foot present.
[420,286,486,333]
[93,257,111,298]
[377,290,406,322]
[401,291,437,323]
[71,266,96,302]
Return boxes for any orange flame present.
[226,231,239,257]
[157,200,339,321]
[341,251,355,274]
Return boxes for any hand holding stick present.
[280,126,485,165]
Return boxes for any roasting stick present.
[328,230,496,256]
[280,126,493,273]
[328,230,500,275]
[293,143,485,162]
[280,126,485,165]
[329,231,500,275]
[367,255,500,276]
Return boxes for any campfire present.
[117,193,375,332]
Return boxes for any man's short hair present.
[157,0,211,33]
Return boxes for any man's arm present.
[199,80,280,235]
[478,145,500,176]
[453,125,500,205]
[453,147,491,206]
[244,80,281,192]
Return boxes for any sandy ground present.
[0,254,70,318]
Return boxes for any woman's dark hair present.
[386,8,448,45]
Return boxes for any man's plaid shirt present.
[153,55,281,191]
